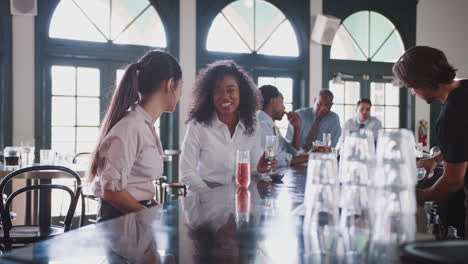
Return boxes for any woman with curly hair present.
[180,60,276,191]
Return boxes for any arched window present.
[40,0,173,155]
[326,9,411,130]
[331,11,405,63]
[199,0,308,135]
[206,0,299,57]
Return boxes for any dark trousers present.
[97,198,152,222]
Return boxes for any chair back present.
[0,165,82,235]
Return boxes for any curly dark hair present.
[187,60,261,136]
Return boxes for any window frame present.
[0,1,13,149]
[323,0,417,130]
[197,0,310,109]
[35,0,179,176]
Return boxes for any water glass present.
[40,149,57,165]
[20,146,35,168]
[374,129,417,188]
[323,133,331,147]
[339,185,371,261]
[236,150,251,188]
[265,135,277,173]
[339,129,375,185]
[3,147,20,170]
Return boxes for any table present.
[0,164,86,226]
[0,166,432,263]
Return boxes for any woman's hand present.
[257,152,278,173]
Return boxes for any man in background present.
[285,90,341,151]
[256,85,308,167]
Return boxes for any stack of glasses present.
[368,129,418,263]
[303,129,418,263]
[303,152,340,263]
[338,129,376,263]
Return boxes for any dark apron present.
[97,198,153,222]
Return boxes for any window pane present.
[369,11,395,58]
[333,104,345,126]
[330,26,366,61]
[258,77,275,87]
[222,1,254,50]
[370,82,385,105]
[372,30,405,63]
[373,106,385,126]
[73,0,110,38]
[342,11,369,58]
[49,0,107,42]
[276,78,293,103]
[329,81,344,104]
[113,5,167,47]
[77,67,100,97]
[345,105,356,122]
[257,20,299,57]
[206,13,251,53]
[255,0,285,50]
[77,98,100,126]
[52,97,76,126]
[110,0,150,40]
[52,66,76,96]
[52,127,76,154]
[385,83,400,105]
[344,81,360,104]
[385,106,399,128]
[77,127,99,153]
[116,69,125,86]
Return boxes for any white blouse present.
[92,105,164,201]
[180,115,263,192]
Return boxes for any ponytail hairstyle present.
[393,46,457,90]
[87,50,182,181]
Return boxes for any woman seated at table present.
[87,50,183,222]
[180,60,275,192]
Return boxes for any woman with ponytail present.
[88,50,182,221]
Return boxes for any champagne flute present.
[265,135,277,174]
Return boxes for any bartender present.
[393,46,468,238]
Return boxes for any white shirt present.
[337,116,383,150]
[256,110,298,167]
[92,105,164,201]
[180,115,263,192]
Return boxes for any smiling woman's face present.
[212,75,240,117]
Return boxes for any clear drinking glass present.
[339,185,371,262]
[374,129,417,188]
[323,133,331,147]
[3,147,20,170]
[20,146,35,168]
[40,149,57,165]
[265,135,277,174]
[236,150,251,188]
[339,129,376,185]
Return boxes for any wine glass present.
[265,135,277,174]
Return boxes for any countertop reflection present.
[1,167,311,264]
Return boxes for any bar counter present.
[0,166,437,263]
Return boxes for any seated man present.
[340,98,382,144]
[256,85,308,167]
[285,89,341,151]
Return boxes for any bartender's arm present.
[416,161,467,205]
